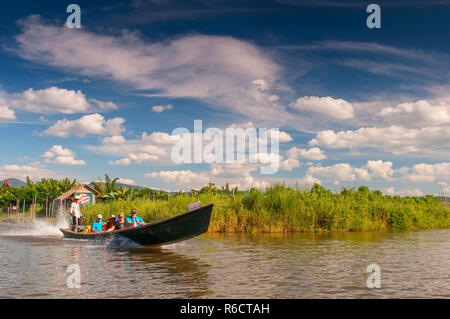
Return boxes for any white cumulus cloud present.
[117,178,135,185]
[90,99,119,111]
[379,98,450,127]
[43,113,126,138]
[10,87,90,114]
[384,187,424,197]
[108,158,132,166]
[289,96,355,120]
[0,162,62,180]
[145,170,209,187]
[0,106,16,121]
[152,104,173,113]
[404,162,450,182]
[5,86,119,115]
[286,147,327,161]
[309,125,450,155]
[306,160,395,182]
[41,145,86,166]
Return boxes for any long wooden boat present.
[60,204,213,246]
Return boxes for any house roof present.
[56,184,100,200]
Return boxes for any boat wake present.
[161,240,190,250]
[110,235,142,248]
[0,220,64,237]
[0,208,70,238]
[102,235,143,250]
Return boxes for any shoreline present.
[79,184,450,233]
[2,184,448,234]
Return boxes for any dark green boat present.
[60,204,214,246]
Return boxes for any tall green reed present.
[81,184,450,233]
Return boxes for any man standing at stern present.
[70,195,83,231]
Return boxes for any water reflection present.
[61,241,213,298]
[0,229,448,298]
[121,248,212,298]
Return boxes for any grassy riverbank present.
[80,184,450,233]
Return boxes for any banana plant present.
[114,187,134,201]
[91,174,120,197]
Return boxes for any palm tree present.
[91,174,120,198]
[200,183,217,194]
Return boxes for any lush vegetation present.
[0,177,78,210]
[1,176,449,232]
[81,184,450,233]
[91,174,173,201]
[0,174,170,215]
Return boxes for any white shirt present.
[70,201,82,218]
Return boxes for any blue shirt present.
[125,216,144,228]
[92,221,105,232]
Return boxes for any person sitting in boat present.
[90,214,105,233]
[114,213,125,230]
[104,215,116,232]
[125,209,147,229]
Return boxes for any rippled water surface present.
[0,221,448,298]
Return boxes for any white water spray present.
[0,205,70,238]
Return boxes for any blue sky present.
[0,0,449,195]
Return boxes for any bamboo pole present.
[33,195,36,219]
[51,200,55,219]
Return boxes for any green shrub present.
[77,184,450,233]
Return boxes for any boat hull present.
[60,204,213,246]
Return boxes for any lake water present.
[0,219,448,298]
